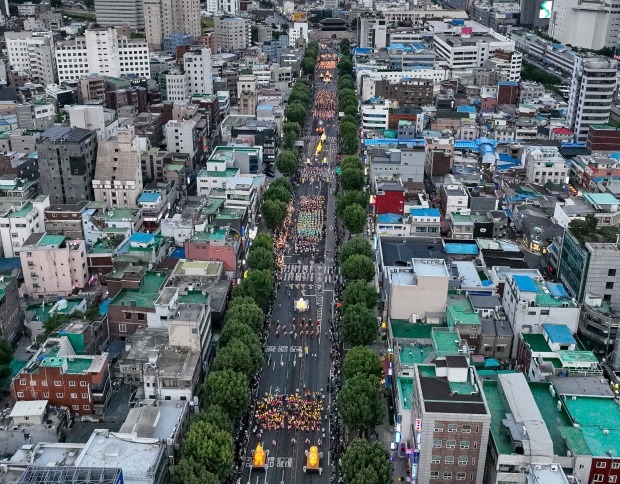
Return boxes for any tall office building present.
[143,0,201,51]
[358,16,387,49]
[549,0,620,50]
[94,0,144,30]
[184,48,213,96]
[4,31,56,85]
[566,55,617,143]
[55,28,150,83]
[37,127,98,204]
[214,17,250,52]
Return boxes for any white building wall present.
[184,48,213,96]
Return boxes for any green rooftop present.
[201,198,225,215]
[398,345,433,365]
[521,333,552,353]
[418,365,436,378]
[110,271,167,309]
[390,320,447,339]
[563,396,620,457]
[529,382,571,456]
[199,167,240,178]
[432,329,463,356]
[7,203,33,218]
[99,208,138,221]
[39,234,66,247]
[27,299,84,323]
[90,237,125,254]
[178,290,209,305]
[446,295,481,327]
[482,380,516,455]
[195,227,228,243]
[397,377,413,410]
[40,355,94,374]
[583,192,619,206]
[165,164,185,172]
[557,350,598,366]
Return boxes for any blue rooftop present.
[498,81,519,86]
[543,324,576,345]
[498,153,520,164]
[129,232,155,245]
[171,247,185,258]
[457,106,476,113]
[378,213,403,224]
[410,207,440,218]
[546,282,569,299]
[138,192,161,203]
[353,47,372,55]
[513,275,540,293]
[445,243,479,255]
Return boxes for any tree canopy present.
[170,458,220,484]
[275,149,300,176]
[342,439,393,484]
[340,303,377,346]
[340,167,365,191]
[338,376,384,438]
[232,269,274,309]
[202,369,250,422]
[261,199,288,231]
[225,299,264,334]
[247,246,275,272]
[196,405,233,433]
[180,420,235,479]
[219,320,262,350]
[342,254,375,283]
[343,346,383,380]
[212,339,263,378]
[341,280,379,310]
[336,191,368,217]
[251,232,274,252]
[342,203,367,234]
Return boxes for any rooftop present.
[543,323,576,345]
[110,272,167,309]
[583,192,619,206]
[521,333,552,353]
[390,320,447,339]
[432,329,464,356]
[563,396,620,457]
[397,377,413,410]
[528,382,571,456]
[412,258,448,277]
[446,294,482,326]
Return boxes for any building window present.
[443,472,452,480]
[458,456,468,465]
[448,424,457,432]
[612,462,620,469]
[430,471,439,479]
[43,393,49,398]
[54,381,61,386]
[41,381,47,386]
[434,424,443,432]
[82,393,88,399]
[72,405,79,410]
[609,477,617,483]
[433,439,442,448]
[19,379,25,385]
[460,441,470,449]
[56,393,64,398]
[69,381,76,387]
[597,462,608,469]
[456,473,466,481]
[445,456,454,464]
[593,475,603,482]
[16,392,24,398]
[83,405,90,411]
[607,282,615,290]
[431,455,440,464]
[609,269,616,277]
[446,440,456,448]
[80,381,87,387]
[461,425,471,433]
[70,393,77,398]
[119,324,127,333]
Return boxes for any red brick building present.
[11,338,111,416]
[374,181,405,215]
[586,124,620,151]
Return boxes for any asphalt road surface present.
[242,49,340,484]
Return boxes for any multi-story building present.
[94,0,144,30]
[143,0,201,51]
[289,22,308,47]
[237,74,257,116]
[361,101,390,131]
[214,17,250,51]
[439,184,468,216]
[15,102,56,131]
[4,31,56,85]
[68,105,118,142]
[408,357,491,484]
[566,55,617,143]
[55,28,150,83]
[523,146,569,185]
[11,336,111,416]
[374,78,433,107]
[0,275,24,344]
[92,127,143,208]
[559,230,620,306]
[36,126,98,204]
[502,271,580,357]
[358,15,387,49]
[549,0,620,50]
[0,196,49,258]
[43,202,89,240]
[166,119,202,168]
[433,28,515,69]
[183,48,213,97]
[0,176,38,214]
[20,233,88,298]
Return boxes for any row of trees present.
[171,204,287,483]
[337,39,358,157]
[337,156,368,234]
[301,41,319,76]
[260,177,294,232]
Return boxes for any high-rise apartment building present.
[36,126,98,204]
[143,0,201,51]
[549,0,620,50]
[55,28,150,83]
[214,17,250,51]
[94,0,145,30]
[4,31,56,85]
[184,48,213,96]
[358,16,387,49]
[92,127,144,208]
[567,55,617,143]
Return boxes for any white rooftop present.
[451,260,483,288]
[412,258,449,277]
[10,400,47,418]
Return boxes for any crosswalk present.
[283,263,316,282]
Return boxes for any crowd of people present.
[312,90,336,120]
[253,390,326,435]
[292,195,325,257]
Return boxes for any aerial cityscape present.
[0,0,619,483]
